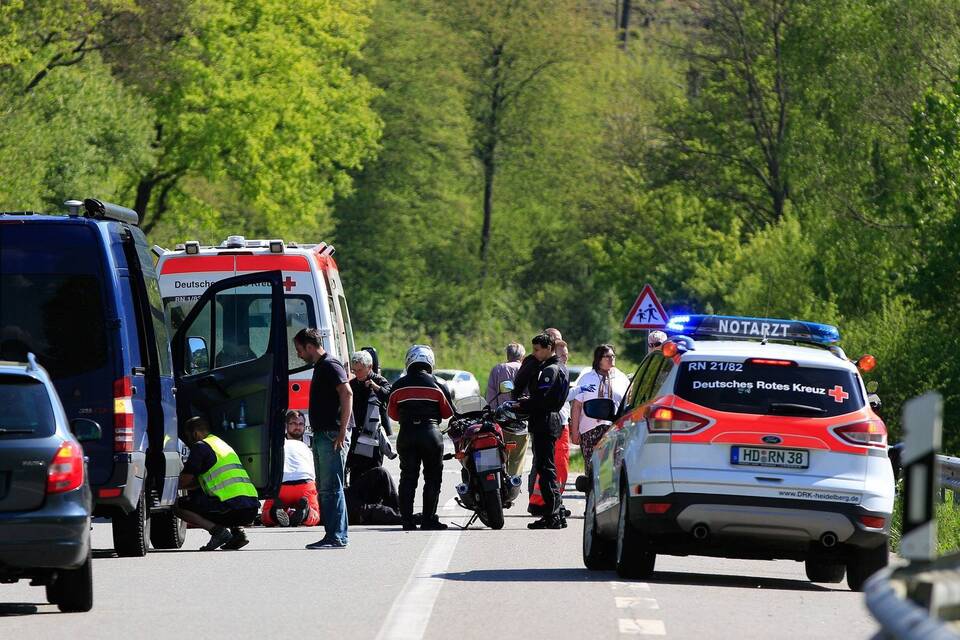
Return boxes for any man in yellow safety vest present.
[175,416,260,551]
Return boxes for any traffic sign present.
[623,284,668,330]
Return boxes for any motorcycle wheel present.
[480,488,505,530]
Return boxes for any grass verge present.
[889,489,960,554]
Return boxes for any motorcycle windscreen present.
[171,271,289,496]
[454,395,486,414]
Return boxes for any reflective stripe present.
[207,476,251,494]
[204,462,245,482]
[198,435,258,501]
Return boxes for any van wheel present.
[615,489,655,579]
[49,551,93,612]
[150,508,186,549]
[583,489,614,570]
[804,558,845,583]
[112,489,150,557]
[846,542,889,592]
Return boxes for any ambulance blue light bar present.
[664,314,840,345]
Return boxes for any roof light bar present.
[665,314,840,345]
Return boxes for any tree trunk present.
[134,175,155,230]
[618,0,632,49]
[478,44,504,264]
[480,150,496,263]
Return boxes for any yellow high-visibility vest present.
[198,435,258,502]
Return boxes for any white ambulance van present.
[156,236,356,431]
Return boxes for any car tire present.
[112,489,150,557]
[804,558,845,583]
[149,507,186,550]
[51,551,93,613]
[583,488,614,570]
[846,542,889,592]
[615,487,655,579]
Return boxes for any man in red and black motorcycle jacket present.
[387,345,454,531]
[514,332,569,529]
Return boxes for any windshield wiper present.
[0,428,37,435]
[767,403,826,416]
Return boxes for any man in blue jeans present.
[294,328,354,549]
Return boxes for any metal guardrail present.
[940,456,960,500]
[865,556,960,639]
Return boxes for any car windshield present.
[674,360,864,417]
[0,375,56,438]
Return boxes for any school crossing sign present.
[623,284,668,330]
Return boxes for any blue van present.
[0,199,289,556]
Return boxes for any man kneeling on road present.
[261,410,321,527]
[175,416,260,551]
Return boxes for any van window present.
[337,294,355,355]
[132,235,172,376]
[0,224,109,379]
[675,361,864,417]
[0,375,56,439]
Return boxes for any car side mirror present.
[583,398,616,421]
[868,393,881,410]
[186,336,209,374]
[499,380,514,394]
[70,418,102,443]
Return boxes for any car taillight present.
[114,377,134,452]
[859,515,886,529]
[833,420,887,448]
[647,406,710,433]
[47,441,84,494]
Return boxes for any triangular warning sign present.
[623,284,668,330]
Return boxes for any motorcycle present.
[443,392,526,530]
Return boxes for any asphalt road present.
[1,450,880,639]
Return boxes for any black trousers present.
[530,430,559,518]
[346,467,401,525]
[397,423,444,521]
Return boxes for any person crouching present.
[261,410,321,527]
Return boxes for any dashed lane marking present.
[618,619,667,636]
[615,596,660,610]
[374,498,462,640]
[611,581,651,591]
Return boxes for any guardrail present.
[865,555,960,639]
[940,456,960,502]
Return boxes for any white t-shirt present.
[573,368,631,435]
[283,439,315,482]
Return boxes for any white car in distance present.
[434,369,481,402]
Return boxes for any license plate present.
[731,446,809,469]
[474,448,501,472]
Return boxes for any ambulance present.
[156,236,357,431]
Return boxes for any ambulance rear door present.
[320,266,355,362]
[171,271,289,496]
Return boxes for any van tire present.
[49,551,93,612]
[112,489,150,557]
[150,508,186,549]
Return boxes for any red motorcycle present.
[444,396,524,530]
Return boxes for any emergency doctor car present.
[580,314,894,591]
[156,236,356,433]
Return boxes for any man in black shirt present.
[515,332,569,529]
[294,328,353,549]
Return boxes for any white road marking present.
[611,581,651,591]
[375,499,462,640]
[618,619,666,635]
[615,596,660,610]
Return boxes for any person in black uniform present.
[387,344,454,531]
[513,332,569,529]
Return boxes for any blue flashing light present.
[664,314,841,345]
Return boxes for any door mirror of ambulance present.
[186,336,209,374]
[499,380,514,394]
[866,380,879,394]
[70,418,102,443]
[583,398,616,421]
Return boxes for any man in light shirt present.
[261,410,321,527]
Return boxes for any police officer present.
[514,332,569,529]
[175,416,260,551]
[387,345,454,530]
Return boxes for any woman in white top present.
[570,344,631,476]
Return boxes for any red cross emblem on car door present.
[827,385,849,403]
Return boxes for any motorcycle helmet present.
[404,344,436,372]
[647,330,668,349]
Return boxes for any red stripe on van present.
[160,256,235,274]
[236,255,310,272]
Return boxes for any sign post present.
[622,284,668,331]
[900,391,943,562]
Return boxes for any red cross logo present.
[282,276,297,292]
[827,385,849,403]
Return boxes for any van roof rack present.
[73,199,139,225]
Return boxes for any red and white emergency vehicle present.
[156,236,356,427]
[580,314,895,591]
